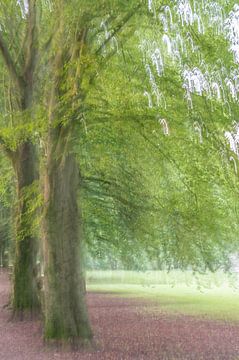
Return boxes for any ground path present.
[1,270,239,360]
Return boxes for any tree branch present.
[136,122,199,205]
[0,33,23,92]
[82,176,165,212]
[24,0,38,84]
[95,3,142,56]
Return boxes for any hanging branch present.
[95,3,142,56]
[135,121,199,205]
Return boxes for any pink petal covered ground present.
[1,270,239,360]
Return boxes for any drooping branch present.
[82,176,165,212]
[135,122,199,205]
[95,3,142,56]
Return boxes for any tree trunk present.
[42,126,92,344]
[11,141,40,315]
[0,0,40,315]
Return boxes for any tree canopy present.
[0,0,239,344]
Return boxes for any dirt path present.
[1,270,239,360]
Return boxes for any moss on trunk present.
[11,141,40,316]
[42,127,92,344]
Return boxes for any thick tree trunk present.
[42,127,92,344]
[11,141,40,315]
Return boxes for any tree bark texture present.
[11,141,40,315]
[0,0,40,316]
[42,126,92,343]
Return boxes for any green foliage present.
[0,0,239,274]
[16,181,43,241]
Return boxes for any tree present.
[0,0,238,346]
[41,0,145,343]
[0,0,41,315]
[41,0,239,342]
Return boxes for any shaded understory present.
[0,270,239,360]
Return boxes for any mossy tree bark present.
[0,1,41,315]
[42,125,92,343]
[11,142,40,314]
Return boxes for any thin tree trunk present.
[42,126,92,344]
[11,141,40,315]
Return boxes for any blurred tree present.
[0,0,41,314]
[0,0,239,346]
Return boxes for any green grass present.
[86,270,239,322]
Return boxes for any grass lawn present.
[86,270,239,322]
